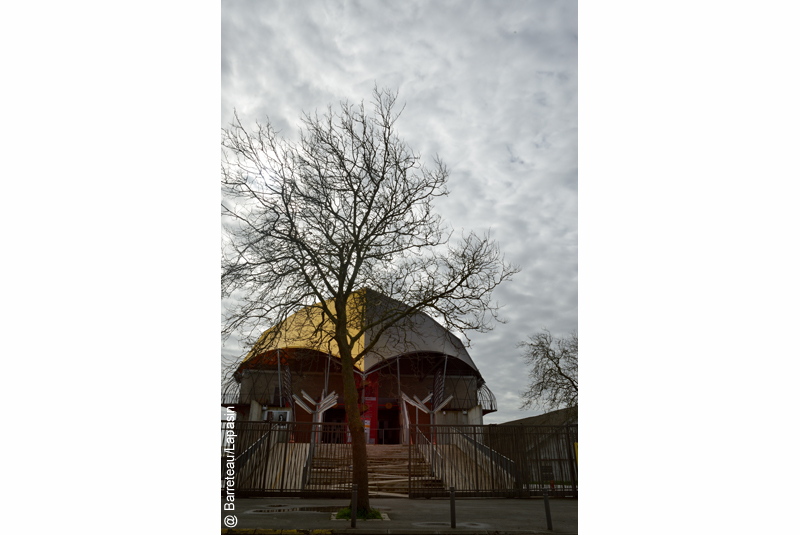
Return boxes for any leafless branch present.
[518,329,578,413]
[221,86,519,510]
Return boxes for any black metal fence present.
[410,424,577,498]
[222,421,352,498]
[221,421,577,498]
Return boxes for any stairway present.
[305,443,351,491]
[304,443,445,497]
[366,444,444,497]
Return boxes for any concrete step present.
[305,443,447,496]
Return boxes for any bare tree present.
[519,329,578,414]
[221,87,518,512]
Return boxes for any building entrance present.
[320,407,401,444]
[323,408,346,424]
[376,407,400,444]
[322,408,347,443]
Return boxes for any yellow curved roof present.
[242,289,366,370]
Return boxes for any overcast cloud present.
[222,0,578,424]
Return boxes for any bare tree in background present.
[519,330,578,415]
[221,87,518,512]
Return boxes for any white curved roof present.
[361,306,478,373]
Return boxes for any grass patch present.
[336,507,382,520]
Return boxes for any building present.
[499,406,578,427]
[222,289,497,444]
[491,407,578,490]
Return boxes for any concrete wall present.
[433,405,483,426]
[248,399,262,421]
[467,404,483,425]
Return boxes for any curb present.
[221,530,578,535]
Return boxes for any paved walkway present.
[221,496,578,534]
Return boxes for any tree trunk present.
[339,344,371,512]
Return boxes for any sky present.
[221,0,578,424]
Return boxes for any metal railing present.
[416,429,467,489]
[409,424,577,498]
[454,429,517,490]
[221,421,577,498]
[221,421,352,497]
